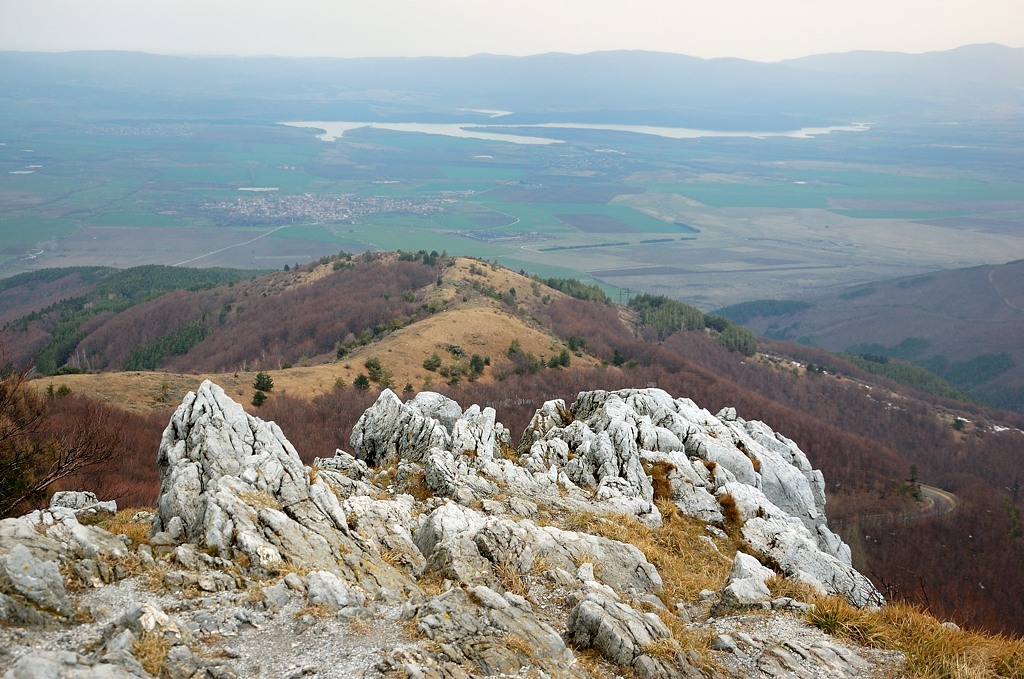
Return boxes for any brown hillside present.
[29,257,601,412]
[736,259,1024,411]
[19,257,1024,635]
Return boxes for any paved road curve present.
[831,483,958,531]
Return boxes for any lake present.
[281,120,870,145]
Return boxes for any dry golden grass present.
[131,631,171,677]
[268,559,312,578]
[99,507,153,547]
[559,511,605,533]
[237,489,282,511]
[60,563,89,594]
[718,492,742,527]
[503,633,536,659]
[639,637,681,660]
[807,596,1024,679]
[551,504,734,608]
[765,573,823,603]
[662,619,716,667]
[572,647,615,678]
[529,555,554,576]
[644,460,675,504]
[494,561,529,597]
[416,570,448,597]
[244,582,266,605]
[348,618,373,635]
[28,257,604,413]
[140,561,173,593]
[292,604,333,620]
[397,467,432,501]
[378,548,404,569]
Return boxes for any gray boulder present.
[716,552,775,610]
[305,570,366,611]
[413,585,584,677]
[350,389,453,466]
[49,491,117,516]
[0,543,72,617]
[414,502,662,596]
[742,515,883,607]
[1,650,150,678]
[566,567,699,679]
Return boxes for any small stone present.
[711,634,738,653]
[699,589,718,601]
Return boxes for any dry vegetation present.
[99,508,153,547]
[807,596,1024,679]
[30,256,599,412]
[131,631,172,677]
[546,503,734,607]
[8,256,1024,638]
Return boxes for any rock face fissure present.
[1,381,889,679]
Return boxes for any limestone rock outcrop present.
[1,381,892,678]
[152,380,413,597]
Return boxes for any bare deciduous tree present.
[0,357,124,518]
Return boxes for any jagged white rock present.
[153,380,414,597]
[1,382,892,678]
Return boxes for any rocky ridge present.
[0,381,898,678]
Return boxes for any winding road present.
[831,483,958,531]
[918,484,959,519]
[988,266,1024,313]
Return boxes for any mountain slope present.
[3,45,1022,125]
[9,256,1024,634]
[15,255,603,409]
[719,259,1024,411]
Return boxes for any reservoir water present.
[281,120,870,146]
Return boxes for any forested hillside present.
[5,257,1024,635]
[0,254,437,375]
[0,265,257,373]
[718,259,1024,413]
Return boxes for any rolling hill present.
[4,255,1024,634]
[718,259,1024,412]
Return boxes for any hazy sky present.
[1,0,1021,62]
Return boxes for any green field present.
[2,117,1022,310]
[0,217,76,245]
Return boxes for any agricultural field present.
[2,115,1023,308]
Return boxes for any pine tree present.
[253,371,274,392]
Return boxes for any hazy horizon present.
[1,0,1021,63]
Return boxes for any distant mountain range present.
[2,44,1022,126]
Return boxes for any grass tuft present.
[131,631,171,677]
[639,637,680,660]
[765,574,822,603]
[718,492,742,527]
[645,461,675,504]
[555,508,734,606]
[237,489,282,511]
[503,633,536,659]
[99,507,154,546]
[807,596,1024,679]
[292,604,333,620]
[494,561,529,597]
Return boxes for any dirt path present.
[172,225,289,266]
[988,266,1024,313]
